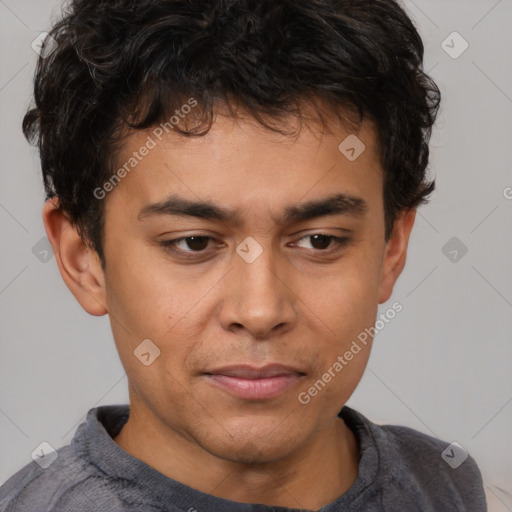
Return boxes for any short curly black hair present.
[23,0,440,268]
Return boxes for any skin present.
[42,107,415,510]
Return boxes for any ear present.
[378,208,416,304]
[42,198,107,316]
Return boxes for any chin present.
[197,420,304,465]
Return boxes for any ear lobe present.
[378,209,416,304]
[42,198,107,316]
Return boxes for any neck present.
[114,401,358,510]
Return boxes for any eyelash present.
[160,233,350,258]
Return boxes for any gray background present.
[1,0,511,509]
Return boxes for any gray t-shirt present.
[0,405,486,511]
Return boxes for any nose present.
[218,242,297,339]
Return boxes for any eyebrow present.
[137,192,368,225]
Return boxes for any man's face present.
[98,111,399,463]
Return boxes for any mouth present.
[203,364,306,401]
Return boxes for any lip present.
[203,364,306,400]
[205,363,305,379]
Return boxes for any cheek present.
[295,280,377,414]
[308,253,382,339]
[309,280,378,374]
[103,258,203,421]
[103,245,220,382]
[297,249,381,391]
[104,233,193,333]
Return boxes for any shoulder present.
[341,407,487,511]
[0,405,144,512]
[0,445,123,512]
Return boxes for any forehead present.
[104,111,383,226]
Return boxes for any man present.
[0,0,486,510]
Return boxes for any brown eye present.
[309,234,332,250]
[161,235,214,254]
[293,233,350,253]
[183,236,210,251]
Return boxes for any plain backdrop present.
[1,0,511,509]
